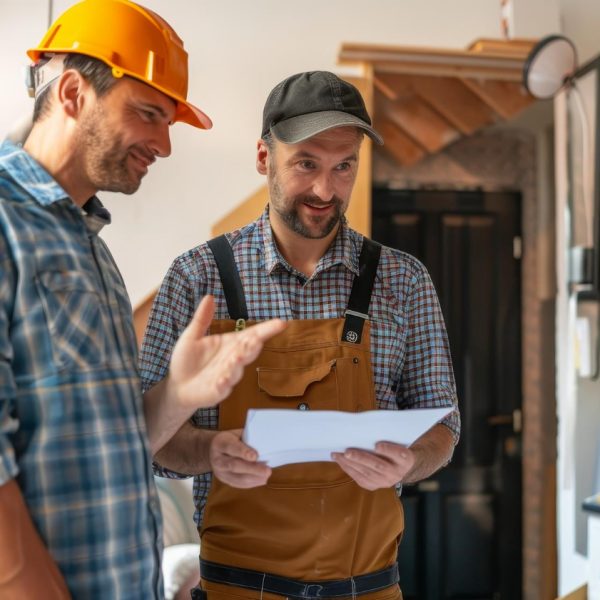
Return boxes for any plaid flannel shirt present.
[141,208,460,526]
[0,140,164,599]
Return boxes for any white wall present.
[561,0,600,66]
[1,0,503,305]
[555,2,600,595]
[554,55,600,598]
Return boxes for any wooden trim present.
[339,40,534,62]
[338,40,536,82]
[342,68,374,236]
[555,585,587,600]
[210,185,269,237]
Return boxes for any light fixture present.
[523,34,578,99]
[524,35,597,290]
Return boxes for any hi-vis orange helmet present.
[27,0,212,129]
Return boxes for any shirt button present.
[149,498,160,512]
[297,403,310,411]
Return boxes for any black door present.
[372,189,522,600]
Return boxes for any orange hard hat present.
[27,0,212,129]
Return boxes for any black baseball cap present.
[261,71,384,145]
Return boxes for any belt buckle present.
[303,583,325,597]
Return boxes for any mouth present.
[128,149,155,174]
[302,202,335,214]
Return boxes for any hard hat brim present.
[175,98,213,130]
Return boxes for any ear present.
[256,139,269,175]
[55,69,89,120]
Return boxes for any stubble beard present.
[268,166,344,240]
[76,105,143,195]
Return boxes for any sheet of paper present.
[242,407,453,468]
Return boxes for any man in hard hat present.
[141,71,460,599]
[0,1,284,598]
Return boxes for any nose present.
[311,172,335,203]
[150,122,172,158]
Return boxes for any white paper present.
[242,407,453,468]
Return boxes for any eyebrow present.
[288,150,359,163]
[137,101,171,120]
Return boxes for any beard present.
[268,166,345,240]
[75,104,147,195]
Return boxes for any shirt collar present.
[0,140,70,206]
[0,140,112,233]
[258,206,360,278]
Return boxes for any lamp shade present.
[523,34,577,99]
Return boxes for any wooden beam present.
[338,41,534,81]
[467,37,537,57]
[376,118,427,167]
[460,78,534,119]
[407,75,497,135]
[373,73,412,102]
[344,70,374,237]
[382,95,460,153]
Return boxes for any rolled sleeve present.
[400,269,461,445]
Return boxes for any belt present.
[199,559,399,598]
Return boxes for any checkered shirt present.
[0,141,164,599]
[141,208,460,527]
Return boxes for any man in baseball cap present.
[142,70,460,599]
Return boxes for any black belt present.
[199,559,399,598]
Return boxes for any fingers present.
[331,444,414,490]
[217,319,287,378]
[188,295,215,338]
[246,318,287,343]
[210,430,272,489]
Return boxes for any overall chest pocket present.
[36,271,109,371]
[255,359,356,488]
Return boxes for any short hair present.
[261,131,275,150]
[32,53,117,123]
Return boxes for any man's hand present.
[144,295,286,454]
[331,424,455,490]
[332,442,415,491]
[169,295,286,410]
[210,429,272,488]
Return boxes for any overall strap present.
[342,238,382,344]
[207,235,249,321]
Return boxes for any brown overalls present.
[193,236,403,600]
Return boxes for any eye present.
[139,109,157,123]
[336,161,353,172]
[298,160,316,170]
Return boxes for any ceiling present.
[338,38,538,166]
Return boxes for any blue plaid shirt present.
[0,140,164,599]
[141,208,460,526]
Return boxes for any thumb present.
[186,295,215,339]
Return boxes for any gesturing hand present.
[331,442,416,491]
[210,429,272,488]
[169,295,286,411]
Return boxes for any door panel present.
[372,189,522,600]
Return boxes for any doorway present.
[372,188,523,600]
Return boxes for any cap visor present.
[271,111,383,145]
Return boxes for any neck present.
[269,212,339,278]
[24,117,95,207]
